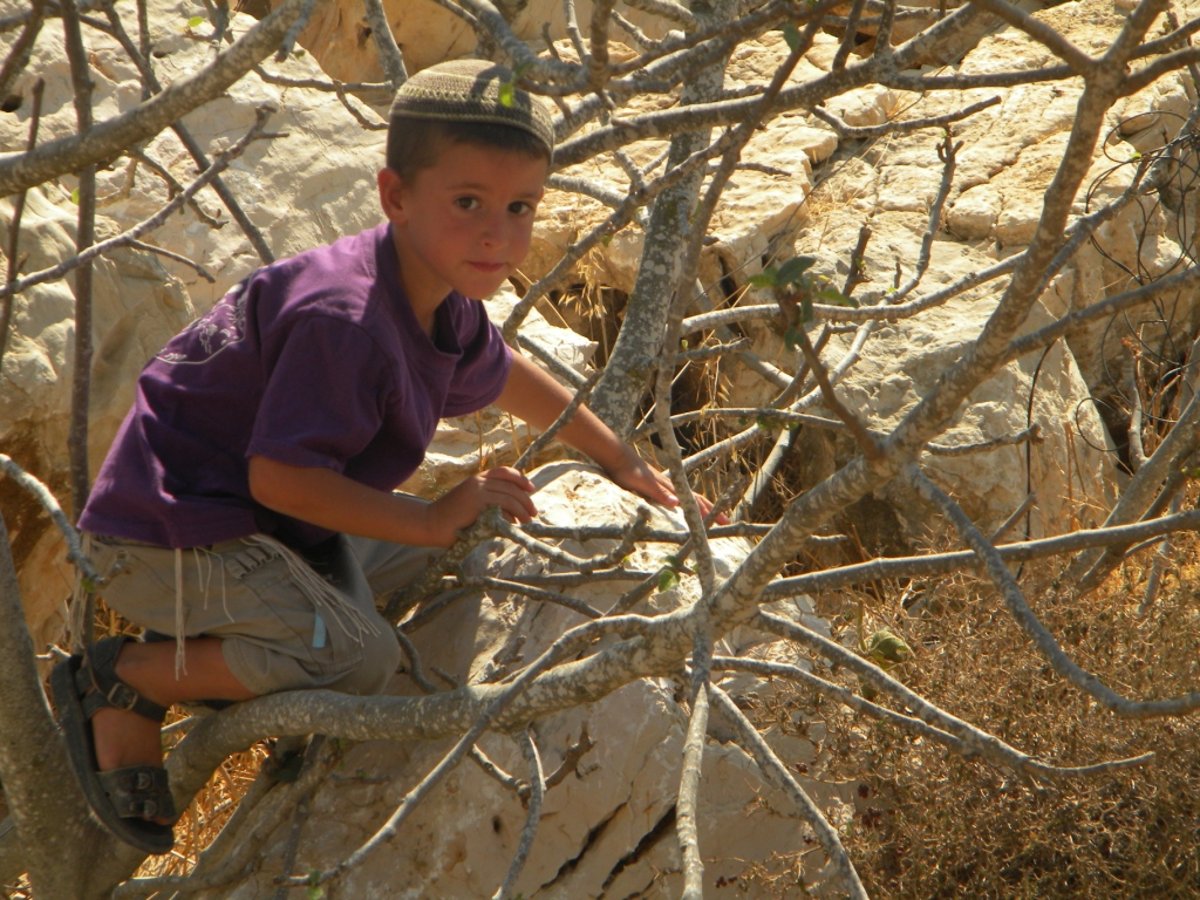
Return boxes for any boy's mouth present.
[469,261,506,273]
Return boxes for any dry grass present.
[739,543,1200,898]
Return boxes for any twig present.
[0,77,43,373]
[62,0,97,515]
[715,653,1155,779]
[362,0,407,89]
[677,647,711,899]
[792,326,883,460]
[708,684,869,899]
[276,0,316,60]
[512,369,602,470]
[0,454,97,582]
[0,0,43,103]
[457,574,605,619]
[544,725,595,789]
[126,239,216,282]
[491,507,652,576]
[760,507,1200,597]
[1139,491,1182,615]
[470,745,529,801]
[492,729,544,900]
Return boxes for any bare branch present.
[707,684,868,899]
[492,730,544,900]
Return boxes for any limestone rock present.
[213,463,853,898]
[269,0,680,84]
[0,188,196,651]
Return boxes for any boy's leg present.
[91,637,255,770]
[345,534,440,597]
[82,535,403,771]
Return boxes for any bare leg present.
[91,637,255,772]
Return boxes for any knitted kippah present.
[389,59,555,154]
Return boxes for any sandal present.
[50,635,176,855]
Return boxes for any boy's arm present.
[248,456,536,549]
[494,353,684,510]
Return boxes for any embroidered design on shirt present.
[157,278,250,365]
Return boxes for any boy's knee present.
[327,626,403,695]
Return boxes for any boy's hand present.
[603,447,729,525]
[428,467,537,546]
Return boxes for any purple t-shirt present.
[79,223,513,549]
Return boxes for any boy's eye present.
[508,201,535,216]
[455,196,481,210]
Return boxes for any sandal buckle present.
[106,681,140,711]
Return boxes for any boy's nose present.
[479,213,508,247]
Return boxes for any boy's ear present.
[377,167,408,225]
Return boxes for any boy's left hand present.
[603,448,728,525]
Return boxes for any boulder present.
[0,188,196,651]
[213,463,857,898]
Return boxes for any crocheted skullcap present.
[389,59,554,154]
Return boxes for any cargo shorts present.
[87,533,437,697]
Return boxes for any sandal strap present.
[78,636,168,723]
[97,765,177,821]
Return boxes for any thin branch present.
[707,684,868,899]
[62,0,97,516]
[492,729,544,900]
[362,0,407,89]
[0,77,43,373]
[0,0,43,101]
[760,507,1200,597]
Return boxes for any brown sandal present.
[50,635,176,855]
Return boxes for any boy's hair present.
[386,59,554,181]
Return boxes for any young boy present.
[52,59,692,855]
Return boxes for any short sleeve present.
[442,299,513,416]
[247,317,391,470]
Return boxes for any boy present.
[52,59,693,855]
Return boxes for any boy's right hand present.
[428,467,537,546]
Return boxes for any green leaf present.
[187,14,205,28]
[657,567,679,593]
[800,295,814,323]
[306,869,325,899]
[749,271,778,288]
[815,287,858,308]
[70,187,81,205]
[866,628,913,667]
[498,81,516,108]
[783,327,803,350]
[781,22,803,52]
[776,256,816,286]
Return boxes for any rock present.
[0,188,196,651]
[268,0,681,83]
[215,463,854,898]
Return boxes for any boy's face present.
[381,141,548,307]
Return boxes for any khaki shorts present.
[88,533,437,697]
